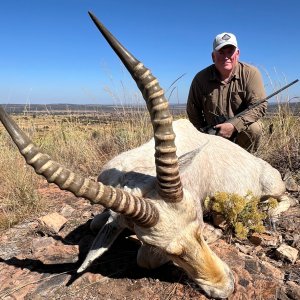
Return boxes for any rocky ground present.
[0,184,299,300]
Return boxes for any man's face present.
[212,45,240,75]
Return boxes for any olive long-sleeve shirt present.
[186,61,267,132]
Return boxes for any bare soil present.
[0,184,299,300]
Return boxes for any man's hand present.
[214,122,236,138]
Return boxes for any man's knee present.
[235,121,263,152]
[246,121,263,139]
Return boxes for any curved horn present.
[0,106,158,228]
[88,12,183,202]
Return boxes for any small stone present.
[235,243,253,255]
[60,204,75,217]
[292,234,300,249]
[268,197,293,218]
[73,272,107,287]
[260,260,285,281]
[82,210,92,218]
[39,212,68,233]
[284,176,299,192]
[275,244,298,263]
[286,281,300,299]
[238,278,250,287]
[249,232,280,247]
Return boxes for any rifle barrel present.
[265,79,299,101]
[234,79,299,119]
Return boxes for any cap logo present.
[213,32,237,50]
[222,34,231,41]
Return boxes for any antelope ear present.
[77,211,125,273]
[179,147,204,172]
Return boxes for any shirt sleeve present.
[186,78,207,131]
[230,67,267,132]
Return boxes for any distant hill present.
[1,102,299,115]
[0,103,113,114]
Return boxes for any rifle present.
[201,79,299,135]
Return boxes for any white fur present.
[91,118,286,298]
[99,118,285,201]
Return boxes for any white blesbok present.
[0,12,291,298]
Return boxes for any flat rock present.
[249,232,281,247]
[38,212,68,233]
[276,244,298,263]
[31,239,79,264]
[286,281,300,299]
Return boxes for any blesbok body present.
[99,118,285,200]
[0,12,288,298]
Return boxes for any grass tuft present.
[0,133,43,229]
[257,102,300,181]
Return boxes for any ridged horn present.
[0,106,158,228]
[88,11,183,202]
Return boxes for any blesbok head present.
[0,12,235,298]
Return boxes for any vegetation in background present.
[0,134,42,229]
[257,102,300,180]
[0,106,152,230]
[0,98,299,232]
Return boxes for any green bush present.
[204,191,278,239]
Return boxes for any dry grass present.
[257,102,300,179]
[0,133,42,229]
[0,106,152,230]
[0,99,299,230]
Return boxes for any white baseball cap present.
[213,32,238,51]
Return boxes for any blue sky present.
[0,0,299,105]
